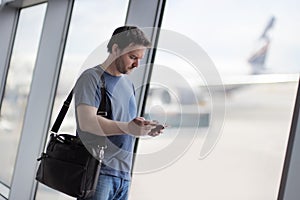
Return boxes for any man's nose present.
[133,60,139,67]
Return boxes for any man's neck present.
[101,57,122,76]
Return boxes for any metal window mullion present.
[125,0,166,116]
[278,78,300,199]
[9,0,48,8]
[0,5,19,112]
[9,0,74,199]
[125,0,166,175]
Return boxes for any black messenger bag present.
[36,132,104,198]
[36,74,110,198]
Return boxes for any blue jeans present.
[78,174,130,200]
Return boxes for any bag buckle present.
[97,111,107,117]
[37,153,48,161]
[98,145,107,162]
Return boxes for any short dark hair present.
[107,26,151,53]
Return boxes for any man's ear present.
[112,44,119,55]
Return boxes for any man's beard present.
[115,57,133,74]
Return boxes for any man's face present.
[115,44,146,75]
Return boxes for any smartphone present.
[150,124,165,133]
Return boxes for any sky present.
[160,0,300,75]
[59,0,300,79]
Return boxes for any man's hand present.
[128,117,154,136]
[128,117,164,137]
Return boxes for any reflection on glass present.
[0,4,47,187]
[131,0,300,199]
[35,0,129,199]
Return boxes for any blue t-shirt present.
[74,66,137,180]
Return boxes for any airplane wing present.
[220,73,299,86]
[199,73,299,94]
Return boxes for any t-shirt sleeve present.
[74,71,100,108]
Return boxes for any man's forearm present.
[96,116,129,136]
[77,104,153,137]
[77,104,128,136]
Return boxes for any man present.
[74,26,163,200]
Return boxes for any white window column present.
[125,0,165,115]
[9,0,74,199]
[278,79,300,199]
[0,5,18,107]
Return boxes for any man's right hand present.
[127,117,155,137]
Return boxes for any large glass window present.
[35,0,129,199]
[0,3,47,190]
[130,0,299,199]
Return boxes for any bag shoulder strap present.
[51,71,110,133]
[97,73,108,116]
[50,90,73,133]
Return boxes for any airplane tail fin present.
[248,16,276,74]
[248,40,270,74]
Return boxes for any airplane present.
[143,16,299,128]
[220,16,298,89]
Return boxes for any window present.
[34,0,129,199]
[0,3,47,190]
[130,0,299,199]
